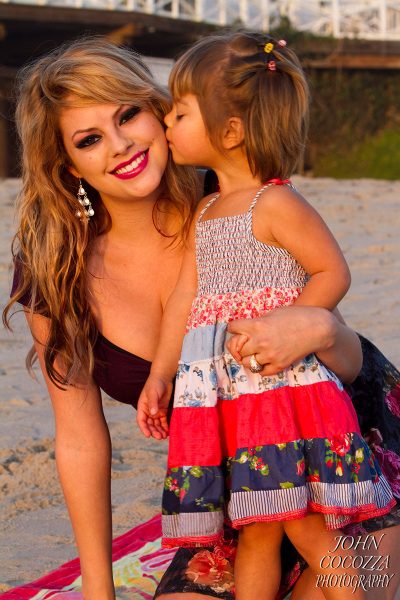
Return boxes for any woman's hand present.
[227,306,362,383]
[137,375,171,440]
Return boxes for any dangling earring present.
[76,179,94,219]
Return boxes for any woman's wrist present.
[311,308,338,354]
[314,310,362,383]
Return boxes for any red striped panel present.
[168,381,360,467]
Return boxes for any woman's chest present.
[87,240,183,360]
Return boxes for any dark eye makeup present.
[76,134,101,149]
[119,106,141,125]
[74,106,141,149]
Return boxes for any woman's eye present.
[76,134,101,149]
[176,113,184,121]
[120,107,141,125]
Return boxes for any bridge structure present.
[1,0,400,40]
[1,0,400,176]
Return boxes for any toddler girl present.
[138,32,395,600]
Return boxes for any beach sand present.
[0,176,399,590]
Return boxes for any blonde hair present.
[170,31,309,181]
[3,37,199,387]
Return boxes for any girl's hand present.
[137,375,172,440]
[227,333,249,363]
[227,306,337,376]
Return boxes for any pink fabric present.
[168,382,360,466]
[0,515,175,600]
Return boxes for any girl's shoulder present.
[255,182,310,216]
[194,192,219,219]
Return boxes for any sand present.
[0,176,399,590]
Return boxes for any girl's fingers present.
[137,408,151,438]
[226,333,249,362]
[227,318,255,335]
[235,334,249,355]
[146,417,163,440]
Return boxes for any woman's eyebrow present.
[72,106,126,139]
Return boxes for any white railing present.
[288,1,400,41]
[3,0,400,40]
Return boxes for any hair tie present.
[263,39,287,71]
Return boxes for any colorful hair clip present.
[264,42,274,54]
[267,60,276,71]
[277,39,287,47]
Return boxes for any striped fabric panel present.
[229,477,396,529]
[228,485,308,520]
[308,475,395,511]
[162,510,224,541]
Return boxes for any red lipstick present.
[111,149,149,180]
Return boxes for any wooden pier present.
[1,3,400,176]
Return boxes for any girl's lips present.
[111,149,149,180]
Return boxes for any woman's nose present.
[111,129,132,156]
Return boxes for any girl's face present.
[60,101,169,205]
[164,94,219,168]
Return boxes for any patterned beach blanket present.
[0,515,176,600]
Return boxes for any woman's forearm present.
[26,312,115,600]
[227,306,363,383]
[315,311,362,384]
[56,420,115,600]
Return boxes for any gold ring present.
[249,354,263,373]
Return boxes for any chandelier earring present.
[76,179,94,219]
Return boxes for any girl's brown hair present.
[3,37,199,388]
[170,31,309,182]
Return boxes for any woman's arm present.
[227,306,362,384]
[26,311,115,600]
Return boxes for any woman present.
[4,38,399,600]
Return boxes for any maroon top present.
[11,267,151,409]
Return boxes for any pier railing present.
[1,0,400,39]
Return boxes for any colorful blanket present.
[0,515,176,600]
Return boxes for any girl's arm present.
[256,185,351,310]
[229,185,361,383]
[26,311,115,600]
[136,224,198,439]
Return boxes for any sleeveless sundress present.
[161,182,395,548]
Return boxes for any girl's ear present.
[222,117,245,150]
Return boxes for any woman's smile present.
[111,149,149,179]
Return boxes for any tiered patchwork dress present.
[162,183,395,548]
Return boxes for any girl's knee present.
[239,520,283,547]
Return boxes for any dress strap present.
[197,193,220,222]
[248,178,291,212]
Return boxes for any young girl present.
[137,32,395,599]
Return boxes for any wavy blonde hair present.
[3,37,199,387]
[170,31,309,181]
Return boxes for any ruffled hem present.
[162,533,224,549]
[231,497,397,531]
[162,496,397,548]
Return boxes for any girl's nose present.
[164,108,174,128]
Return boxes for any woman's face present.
[59,101,169,205]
